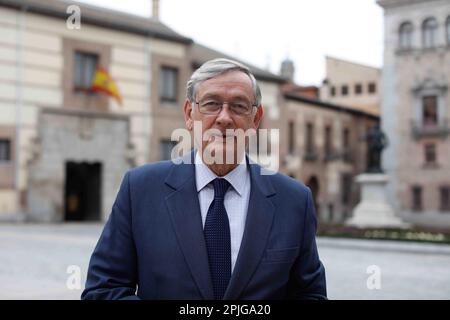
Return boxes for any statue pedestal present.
[346,173,408,228]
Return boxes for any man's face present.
[184,70,263,164]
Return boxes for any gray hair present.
[186,58,262,106]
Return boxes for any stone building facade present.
[378,0,450,227]
[0,0,383,225]
[280,94,378,223]
[0,0,191,221]
[0,0,286,222]
[320,56,381,117]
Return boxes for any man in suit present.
[82,58,327,300]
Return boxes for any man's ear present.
[253,105,264,128]
[183,98,193,131]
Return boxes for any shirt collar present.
[195,151,248,196]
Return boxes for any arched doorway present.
[306,176,320,218]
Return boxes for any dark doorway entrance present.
[64,161,102,221]
[306,176,320,219]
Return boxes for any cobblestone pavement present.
[1,223,449,300]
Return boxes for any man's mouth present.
[209,133,235,142]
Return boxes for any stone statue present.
[365,124,388,173]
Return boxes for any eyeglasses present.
[194,100,257,115]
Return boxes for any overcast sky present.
[76,0,384,86]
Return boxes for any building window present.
[0,139,11,162]
[330,86,336,97]
[74,51,98,92]
[341,173,352,205]
[343,128,350,148]
[255,119,265,154]
[399,21,413,49]
[424,143,437,164]
[355,83,363,95]
[368,82,377,94]
[159,66,178,102]
[325,125,333,158]
[306,123,315,154]
[447,17,450,45]
[343,128,352,162]
[160,139,177,161]
[328,203,334,222]
[288,121,295,154]
[422,17,438,49]
[440,186,450,211]
[341,85,349,96]
[412,185,422,211]
[422,95,438,126]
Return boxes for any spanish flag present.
[91,67,122,106]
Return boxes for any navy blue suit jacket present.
[82,152,326,300]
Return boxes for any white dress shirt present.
[195,152,251,273]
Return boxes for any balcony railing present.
[302,149,354,163]
[411,118,450,140]
[341,148,354,163]
[304,150,318,162]
[323,150,340,162]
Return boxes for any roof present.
[284,92,380,119]
[325,55,381,72]
[0,0,192,44]
[190,43,287,84]
[377,0,428,9]
[0,1,285,84]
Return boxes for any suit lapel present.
[164,152,277,300]
[223,162,276,300]
[164,151,214,299]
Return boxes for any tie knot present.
[212,178,230,199]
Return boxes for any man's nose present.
[215,103,234,126]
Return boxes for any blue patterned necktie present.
[204,178,231,300]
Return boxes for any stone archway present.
[27,108,134,222]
